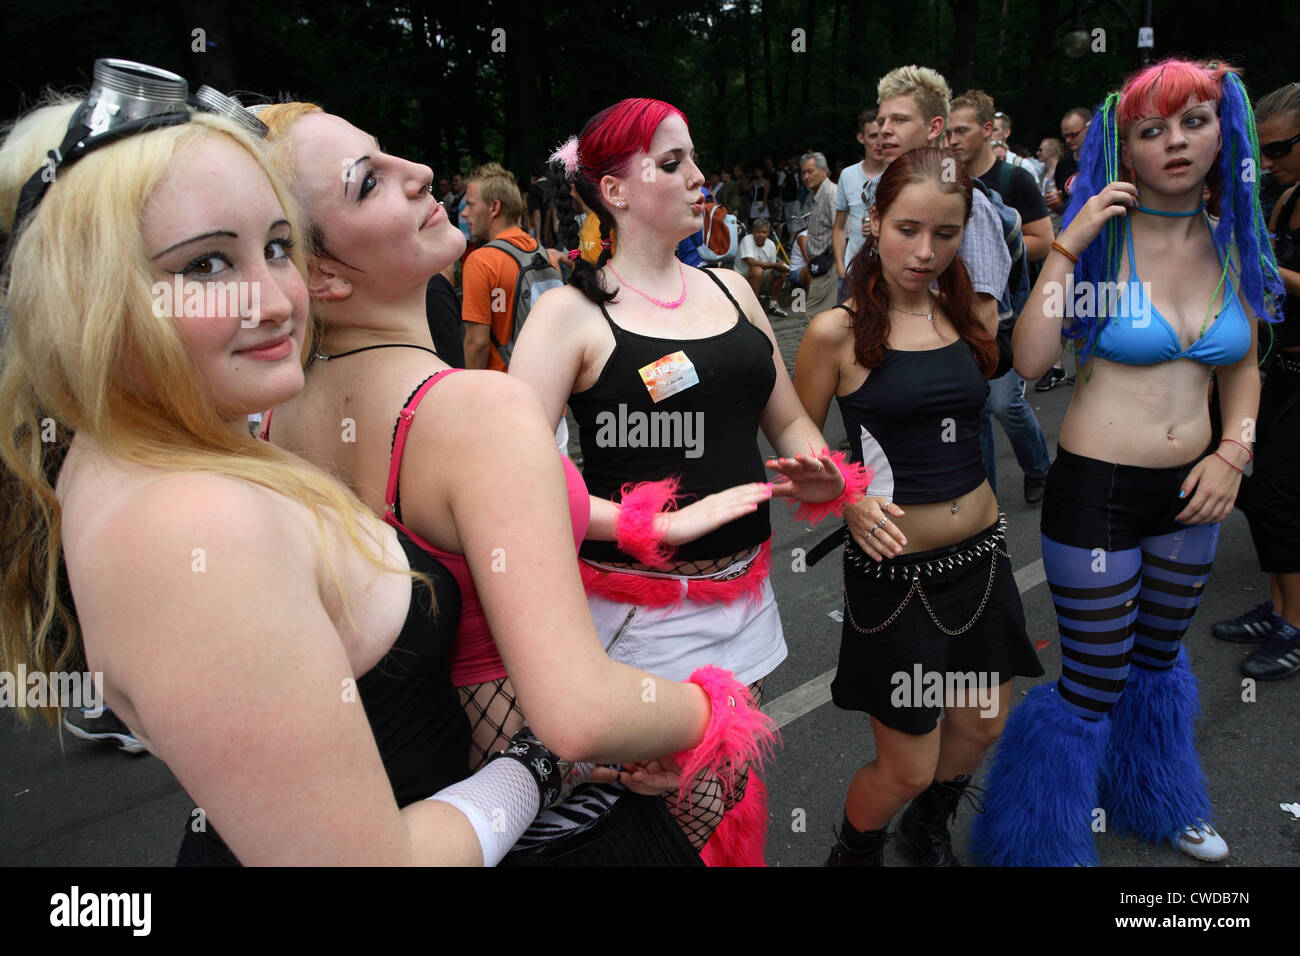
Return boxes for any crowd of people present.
[2,52,1296,868]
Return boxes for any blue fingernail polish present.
[1178,489,1187,498]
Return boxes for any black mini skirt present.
[830,516,1044,735]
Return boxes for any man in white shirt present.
[833,107,889,287]
[733,218,789,316]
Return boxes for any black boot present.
[825,817,890,867]
[896,777,982,867]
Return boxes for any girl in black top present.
[795,147,1043,866]
[511,98,859,863]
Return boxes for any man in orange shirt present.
[461,163,541,371]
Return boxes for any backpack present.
[676,185,740,266]
[970,176,1030,326]
[482,238,564,367]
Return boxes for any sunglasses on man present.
[1261,130,1300,160]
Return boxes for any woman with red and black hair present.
[510,98,867,865]
[794,147,1043,866]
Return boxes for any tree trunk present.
[948,0,979,94]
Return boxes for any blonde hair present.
[468,162,527,228]
[877,65,952,127]
[0,100,392,725]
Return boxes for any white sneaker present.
[1174,822,1228,862]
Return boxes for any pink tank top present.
[383,370,590,685]
[260,371,591,686]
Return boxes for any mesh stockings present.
[459,677,527,772]
[665,678,766,850]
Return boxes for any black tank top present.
[1274,185,1300,349]
[570,267,777,562]
[176,533,468,866]
[835,307,989,504]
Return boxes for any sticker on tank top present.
[638,350,700,403]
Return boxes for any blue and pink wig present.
[1062,59,1285,363]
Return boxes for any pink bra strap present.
[258,407,273,442]
[384,368,461,514]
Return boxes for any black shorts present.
[1040,447,1202,551]
[831,518,1043,736]
[1238,363,1300,573]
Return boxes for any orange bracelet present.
[1219,437,1254,463]
[1213,451,1244,474]
[1051,241,1079,264]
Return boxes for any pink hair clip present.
[568,248,581,261]
[600,239,612,249]
[550,136,580,177]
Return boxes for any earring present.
[615,200,627,209]
[869,238,879,257]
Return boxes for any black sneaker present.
[62,705,147,754]
[1212,600,1274,643]
[1240,619,1300,681]
[1024,475,1047,504]
[1035,367,1067,391]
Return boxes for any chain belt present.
[842,515,1009,636]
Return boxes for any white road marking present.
[762,559,1047,729]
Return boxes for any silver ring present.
[875,516,888,528]
[867,527,877,539]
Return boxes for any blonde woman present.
[0,63,769,866]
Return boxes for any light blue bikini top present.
[1090,219,1251,367]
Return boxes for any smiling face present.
[869,180,966,297]
[1121,96,1221,197]
[877,95,943,166]
[141,135,308,421]
[609,112,706,241]
[1258,113,1300,187]
[284,112,464,290]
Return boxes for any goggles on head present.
[11,58,269,236]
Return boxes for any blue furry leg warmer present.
[1099,646,1212,846]
[970,682,1109,866]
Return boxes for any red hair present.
[576,98,687,214]
[1116,59,1239,215]
[843,147,997,378]
[1117,59,1236,132]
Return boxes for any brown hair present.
[842,147,997,377]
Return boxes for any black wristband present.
[488,726,567,812]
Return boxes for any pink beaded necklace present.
[607,260,688,310]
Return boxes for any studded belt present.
[842,515,1010,636]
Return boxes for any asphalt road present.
[2,312,1297,868]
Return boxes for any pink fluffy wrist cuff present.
[789,448,872,523]
[614,477,680,568]
[672,666,778,808]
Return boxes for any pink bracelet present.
[672,666,778,810]
[788,448,874,523]
[614,477,680,568]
